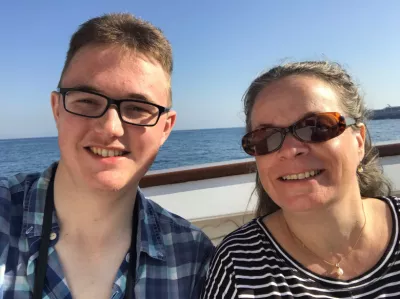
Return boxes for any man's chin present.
[78,160,151,192]
[89,172,135,192]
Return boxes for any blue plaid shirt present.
[0,163,214,299]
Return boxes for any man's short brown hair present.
[58,13,173,103]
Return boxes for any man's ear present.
[160,110,177,146]
[51,91,61,129]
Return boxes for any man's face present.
[51,44,176,191]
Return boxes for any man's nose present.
[94,105,124,137]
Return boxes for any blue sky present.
[1,0,399,139]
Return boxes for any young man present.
[0,13,214,298]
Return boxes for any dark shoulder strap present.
[33,169,56,299]
[125,193,140,298]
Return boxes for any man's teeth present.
[281,170,321,181]
[89,147,124,157]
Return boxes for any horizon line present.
[0,126,246,141]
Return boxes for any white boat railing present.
[140,142,400,244]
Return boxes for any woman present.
[201,61,398,298]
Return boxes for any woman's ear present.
[355,123,366,161]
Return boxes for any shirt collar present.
[137,189,166,261]
[22,162,166,261]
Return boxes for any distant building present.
[371,105,400,120]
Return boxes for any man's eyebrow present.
[68,84,152,102]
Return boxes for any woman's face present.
[250,75,365,212]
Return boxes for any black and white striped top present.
[201,196,400,299]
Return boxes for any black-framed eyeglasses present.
[57,88,171,127]
[242,112,357,156]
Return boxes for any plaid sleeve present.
[0,178,11,263]
[190,233,215,299]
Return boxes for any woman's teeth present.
[281,170,322,181]
[89,147,125,157]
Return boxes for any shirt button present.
[126,253,130,262]
[50,232,57,240]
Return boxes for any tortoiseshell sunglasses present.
[242,112,356,156]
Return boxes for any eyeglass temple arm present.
[344,116,360,127]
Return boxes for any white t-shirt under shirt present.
[202,196,400,299]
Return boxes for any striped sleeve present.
[201,242,238,299]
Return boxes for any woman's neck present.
[282,193,367,262]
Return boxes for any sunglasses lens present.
[295,113,345,142]
[242,112,348,156]
[242,128,282,156]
